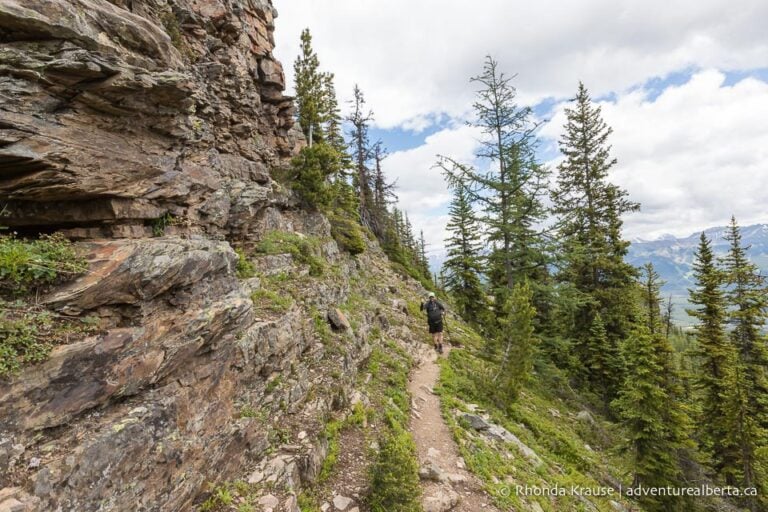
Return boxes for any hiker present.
[420,292,446,353]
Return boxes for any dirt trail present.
[408,346,502,512]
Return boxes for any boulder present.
[328,308,351,331]
[460,413,491,431]
[422,488,460,512]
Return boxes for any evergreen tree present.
[442,186,486,322]
[720,217,768,509]
[492,281,537,403]
[613,325,692,512]
[687,233,739,477]
[551,82,639,401]
[347,85,375,227]
[294,29,326,146]
[641,263,663,334]
[613,265,693,511]
[437,56,550,322]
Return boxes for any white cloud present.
[540,70,768,240]
[383,123,482,258]
[273,0,768,130]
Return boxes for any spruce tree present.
[492,281,537,404]
[442,185,486,322]
[294,29,325,146]
[551,82,639,401]
[613,265,693,511]
[720,217,768,509]
[687,233,739,476]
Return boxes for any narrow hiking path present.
[408,346,502,512]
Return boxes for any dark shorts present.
[428,321,443,334]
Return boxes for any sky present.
[271,0,768,266]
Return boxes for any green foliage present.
[235,248,256,279]
[250,289,292,315]
[151,212,177,237]
[612,327,694,511]
[485,281,537,404]
[0,233,86,294]
[290,144,344,210]
[0,304,98,378]
[550,82,639,402]
[687,233,738,475]
[718,218,768,509]
[256,231,325,277]
[369,423,422,512]
[442,185,487,323]
[318,418,343,483]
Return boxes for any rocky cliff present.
[0,2,428,510]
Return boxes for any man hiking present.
[420,292,446,353]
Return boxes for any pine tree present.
[347,85,374,227]
[551,82,639,401]
[720,217,768,509]
[442,185,486,322]
[294,29,326,147]
[436,56,549,322]
[687,233,740,477]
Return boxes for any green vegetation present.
[151,212,177,237]
[199,481,259,512]
[0,304,99,378]
[250,289,292,315]
[255,231,325,277]
[235,248,256,279]
[369,422,422,512]
[438,319,631,511]
[0,233,86,294]
[364,344,422,512]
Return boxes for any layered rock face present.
[0,0,298,239]
[0,2,415,511]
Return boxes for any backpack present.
[424,300,443,323]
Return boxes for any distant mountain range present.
[627,223,768,324]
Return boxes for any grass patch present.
[150,212,177,237]
[255,231,326,277]
[0,233,86,295]
[199,480,259,512]
[0,302,98,378]
[250,289,293,315]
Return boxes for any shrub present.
[329,213,366,255]
[256,231,325,276]
[0,234,86,295]
[0,305,98,378]
[369,425,422,512]
[290,144,343,210]
[235,248,256,278]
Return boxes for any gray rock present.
[332,494,353,510]
[577,410,596,425]
[419,460,446,482]
[258,494,279,509]
[460,413,491,431]
[423,488,460,512]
